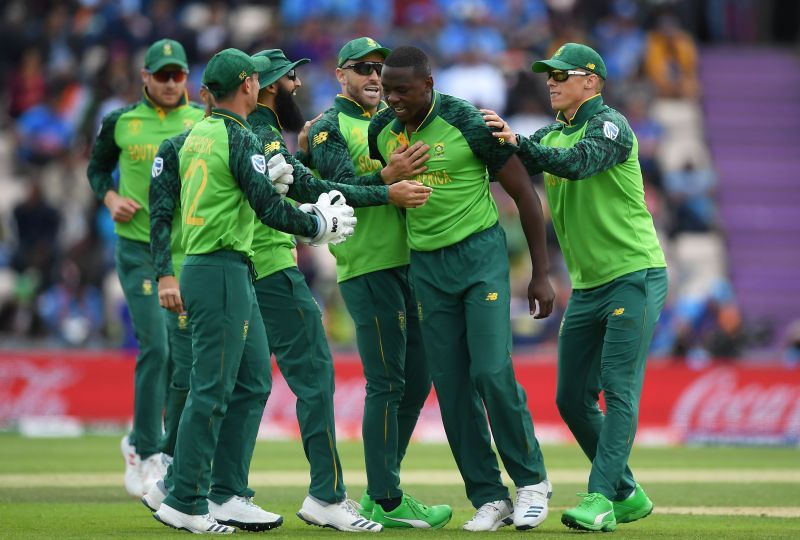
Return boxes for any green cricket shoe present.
[358,491,375,519]
[561,493,617,532]
[613,484,653,524]
[371,494,452,529]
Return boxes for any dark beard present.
[275,85,305,132]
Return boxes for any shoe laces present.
[471,500,506,522]
[404,495,430,515]
[576,493,609,511]
[341,499,365,519]
[517,485,548,507]
[234,496,260,509]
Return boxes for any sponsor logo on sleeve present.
[151,157,164,177]
[251,154,267,174]
[312,131,328,147]
[603,121,619,140]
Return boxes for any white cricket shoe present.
[209,496,283,532]
[140,453,168,487]
[154,503,235,534]
[120,435,143,497]
[141,478,167,512]
[513,479,552,529]
[297,496,383,532]
[463,499,513,532]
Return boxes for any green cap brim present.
[339,46,391,67]
[532,59,576,73]
[148,58,189,72]
[259,58,310,88]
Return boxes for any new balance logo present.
[612,307,625,316]
[486,292,498,301]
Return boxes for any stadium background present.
[0,0,798,445]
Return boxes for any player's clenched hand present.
[388,180,432,208]
[296,113,323,155]
[381,142,430,184]
[104,191,141,223]
[267,154,294,198]
[480,108,516,146]
[528,275,555,319]
[158,275,184,314]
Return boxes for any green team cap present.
[145,38,189,72]
[532,42,607,79]
[337,37,391,67]
[202,48,270,98]
[253,49,310,88]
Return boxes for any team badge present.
[142,279,153,295]
[417,301,424,321]
[485,292,498,301]
[183,119,195,130]
[398,311,406,331]
[251,154,267,174]
[603,121,619,140]
[129,119,142,135]
[433,142,445,157]
[612,307,625,316]
[178,312,188,330]
[366,38,378,47]
[151,157,164,178]
[163,43,173,56]
[242,320,249,340]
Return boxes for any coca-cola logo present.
[670,368,800,439]
[0,360,79,422]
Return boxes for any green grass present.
[0,434,798,539]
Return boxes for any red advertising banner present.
[1,351,799,444]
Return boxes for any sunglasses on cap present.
[548,70,590,82]
[149,70,188,83]
[342,61,383,76]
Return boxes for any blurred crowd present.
[0,0,794,361]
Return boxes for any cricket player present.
[368,46,555,532]
[86,38,204,497]
[306,37,451,529]
[149,48,355,534]
[483,42,668,532]
[247,48,428,532]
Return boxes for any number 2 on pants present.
[183,157,207,226]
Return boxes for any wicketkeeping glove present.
[267,153,294,198]
[296,190,357,246]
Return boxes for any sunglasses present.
[342,61,383,76]
[150,70,188,83]
[548,70,590,82]
[285,69,297,81]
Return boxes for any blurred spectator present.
[38,258,103,346]
[10,178,60,290]
[594,0,646,81]
[437,49,507,112]
[7,47,46,120]
[13,77,74,171]
[644,11,700,100]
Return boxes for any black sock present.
[377,496,402,512]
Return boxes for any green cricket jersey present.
[87,89,204,242]
[248,104,390,278]
[517,94,666,289]
[178,108,319,259]
[368,91,515,251]
[309,95,409,282]
[150,130,190,281]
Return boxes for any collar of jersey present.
[210,107,251,130]
[253,103,282,132]
[390,90,440,137]
[556,93,604,132]
[141,86,189,118]
[334,94,386,119]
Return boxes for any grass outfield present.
[0,434,798,538]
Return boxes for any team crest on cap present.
[555,46,565,57]
[164,43,173,56]
[586,62,596,70]
[251,154,267,174]
[239,70,247,80]
[366,38,378,47]
[603,121,620,140]
[152,157,164,177]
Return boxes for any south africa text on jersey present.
[416,169,453,186]
[127,143,160,162]
[544,172,568,187]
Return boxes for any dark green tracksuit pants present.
[339,266,431,501]
[254,267,346,504]
[163,251,271,515]
[556,267,668,500]
[161,310,192,457]
[410,224,547,508]
[115,237,168,459]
